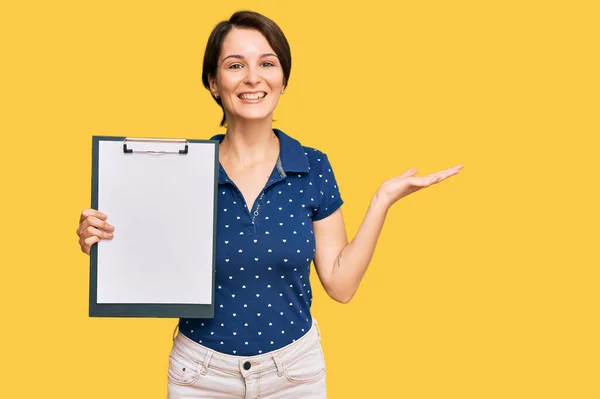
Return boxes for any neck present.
[220,117,279,169]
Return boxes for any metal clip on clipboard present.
[123,137,189,154]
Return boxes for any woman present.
[76,10,463,398]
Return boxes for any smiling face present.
[208,28,285,126]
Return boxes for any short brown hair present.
[202,10,292,127]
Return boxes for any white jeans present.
[167,319,327,398]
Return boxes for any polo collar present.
[211,129,310,184]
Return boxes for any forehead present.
[220,28,275,58]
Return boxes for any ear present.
[208,75,219,98]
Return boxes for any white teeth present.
[239,92,266,100]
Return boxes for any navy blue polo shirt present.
[178,129,343,356]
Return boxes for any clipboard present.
[89,136,219,318]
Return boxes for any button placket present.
[251,191,266,223]
[249,166,283,234]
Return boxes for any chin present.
[236,110,274,122]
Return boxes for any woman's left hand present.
[375,164,464,210]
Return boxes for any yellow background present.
[1,0,598,398]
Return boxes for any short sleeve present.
[312,153,344,221]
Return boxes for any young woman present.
[76,10,463,398]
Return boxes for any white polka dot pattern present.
[178,129,343,356]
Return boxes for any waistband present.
[171,318,322,378]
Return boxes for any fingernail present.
[107,233,114,238]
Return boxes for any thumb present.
[398,167,418,179]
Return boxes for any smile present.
[238,92,267,101]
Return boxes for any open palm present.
[377,164,464,208]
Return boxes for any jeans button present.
[243,361,251,370]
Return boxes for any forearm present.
[328,192,390,303]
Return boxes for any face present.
[209,28,285,125]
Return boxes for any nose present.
[243,65,262,85]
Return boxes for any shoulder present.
[301,146,326,162]
[275,129,336,173]
[299,146,336,179]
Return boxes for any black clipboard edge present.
[89,136,219,319]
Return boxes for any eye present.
[261,61,275,67]
[228,63,243,70]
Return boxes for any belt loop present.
[272,353,284,377]
[314,318,322,341]
[172,323,179,341]
[201,350,214,375]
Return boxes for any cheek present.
[217,74,240,95]
[265,69,285,87]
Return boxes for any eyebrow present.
[221,53,279,62]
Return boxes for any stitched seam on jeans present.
[167,372,201,387]
[167,359,201,386]
[204,364,241,377]
[281,343,320,368]
[283,364,325,385]
[256,372,261,398]
[167,357,184,378]
[172,346,201,372]
[246,365,278,377]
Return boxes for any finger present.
[440,165,463,179]
[427,168,461,185]
[392,168,418,181]
[82,235,101,255]
[81,216,115,234]
[77,217,113,238]
[85,225,114,240]
[428,165,463,180]
[438,166,462,178]
[428,172,452,184]
[400,167,418,178]
[433,164,464,174]
[427,170,450,181]
[80,209,107,224]
[77,216,115,238]
[408,176,434,187]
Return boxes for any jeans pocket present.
[167,347,201,386]
[283,343,326,384]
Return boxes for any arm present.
[312,193,388,304]
[313,164,463,304]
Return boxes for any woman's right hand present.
[77,209,115,255]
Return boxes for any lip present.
[237,91,268,103]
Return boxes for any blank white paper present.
[96,140,215,304]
